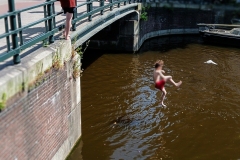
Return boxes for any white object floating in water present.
[204,60,217,65]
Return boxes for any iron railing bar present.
[72,12,91,24]
[0,13,58,39]
[22,17,52,30]
[72,1,125,24]
[0,13,14,19]
[104,0,126,8]
[47,0,54,43]
[0,1,56,19]
[44,5,48,32]
[76,0,100,8]
[4,17,11,52]
[0,48,20,62]
[16,1,56,13]
[17,13,23,46]
[52,3,56,28]
[0,11,21,19]
[20,28,59,51]
[92,1,125,12]
[76,2,89,8]
[0,28,59,62]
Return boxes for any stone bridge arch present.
[71,4,140,51]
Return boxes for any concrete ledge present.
[0,67,24,105]
[0,40,72,109]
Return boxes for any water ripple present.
[69,36,240,160]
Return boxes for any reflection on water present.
[67,35,240,160]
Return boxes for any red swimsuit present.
[155,80,165,91]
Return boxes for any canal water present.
[67,35,240,160]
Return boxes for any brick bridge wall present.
[0,40,81,160]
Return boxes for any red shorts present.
[155,80,165,91]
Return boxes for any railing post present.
[4,17,11,52]
[100,0,104,15]
[8,0,20,64]
[17,13,23,46]
[110,0,113,11]
[52,2,56,28]
[87,0,92,21]
[72,0,77,31]
[46,0,54,43]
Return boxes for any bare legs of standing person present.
[63,12,73,40]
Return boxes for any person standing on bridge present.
[59,0,76,40]
[153,60,182,107]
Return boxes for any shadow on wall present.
[80,48,104,70]
[137,34,202,53]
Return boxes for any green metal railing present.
[0,0,136,64]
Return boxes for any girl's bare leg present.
[164,76,182,87]
[161,88,167,107]
[64,12,73,40]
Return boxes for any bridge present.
[1,0,238,65]
[0,0,140,65]
[0,0,239,159]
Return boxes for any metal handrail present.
[0,0,134,64]
[0,1,54,19]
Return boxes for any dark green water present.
[67,35,240,160]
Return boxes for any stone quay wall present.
[89,3,239,51]
[139,3,239,48]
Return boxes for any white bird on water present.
[204,60,217,65]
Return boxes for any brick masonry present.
[139,8,214,38]
[0,62,81,160]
